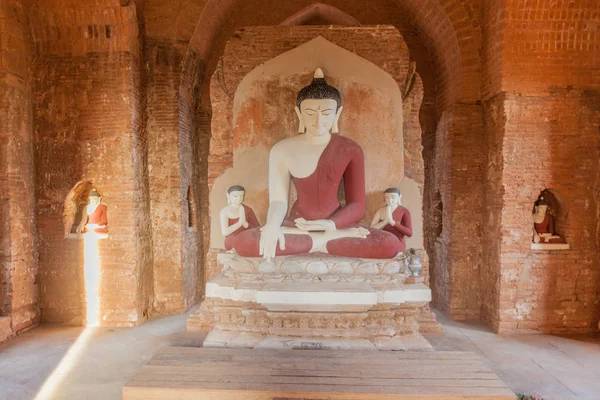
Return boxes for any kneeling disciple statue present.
[219,185,260,251]
[233,68,402,259]
[370,187,412,252]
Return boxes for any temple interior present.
[0,0,599,399]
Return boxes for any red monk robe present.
[85,204,108,233]
[382,205,412,252]
[224,205,260,251]
[233,135,402,259]
[534,214,566,243]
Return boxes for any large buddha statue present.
[233,69,402,259]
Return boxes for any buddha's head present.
[384,188,402,207]
[534,196,548,215]
[227,185,245,206]
[88,190,101,206]
[295,68,343,136]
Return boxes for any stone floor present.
[0,311,598,400]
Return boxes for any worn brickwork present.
[0,0,39,340]
[482,0,600,332]
[1,0,598,340]
[30,1,152,327]
[180,49,208,305]
[497,93,600,333]
[145,39,187,313]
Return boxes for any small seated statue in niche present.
[370,188,413,252]
[532,196,565,244]
[76,190,108,234]
[220,185,260,251]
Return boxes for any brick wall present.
[31,1,152,327]
[482,0,600,333]
[145,39,186,314]
[0,0,39,340]
[497,92,599,333]
[1,0,597,337]
[180,49,208,306]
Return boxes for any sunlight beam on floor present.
[33,328,95,400]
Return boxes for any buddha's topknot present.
[296,68,342,110]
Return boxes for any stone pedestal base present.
[531,243,570,250]
[203,328,432,350]
[188,252,443,350]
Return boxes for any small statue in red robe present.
[532,196,565,244]
[370,188,413,252]
[78,190,108,234]
[219,185,260,251]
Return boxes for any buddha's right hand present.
[259,224,286,260]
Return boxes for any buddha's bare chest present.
[283,142,329,179]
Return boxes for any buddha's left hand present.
[294,218,336,232]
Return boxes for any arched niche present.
[64,181,109,238]
[531,188,569,250]
[209,35,424,251]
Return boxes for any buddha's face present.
[89,195,101,206]
[228,190,245,206]
[535,205,548,215]
[385,193,401,207]
[295,99,342,137]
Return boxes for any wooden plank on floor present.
[123,347,515,400]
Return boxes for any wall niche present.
[531,189,569,250]
[64,181,109,238]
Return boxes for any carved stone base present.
[188,252,443,349]
[202,328,432,351]
[188,298,441,340]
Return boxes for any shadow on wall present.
[187,185,197,232]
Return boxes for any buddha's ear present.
[332,106,343,134]
[226,192,231,205]
[295,106,305,133]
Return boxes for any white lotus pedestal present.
[187,252,443,351]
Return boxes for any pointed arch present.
[280,3,360,26]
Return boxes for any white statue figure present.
[219,185,260,251]
[370,187,412,252]
[230,68,403,260]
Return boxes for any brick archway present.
[178,0,486,323]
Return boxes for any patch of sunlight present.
[83,231,102,327]
[34,232,102,399]
[34,328,95,400]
